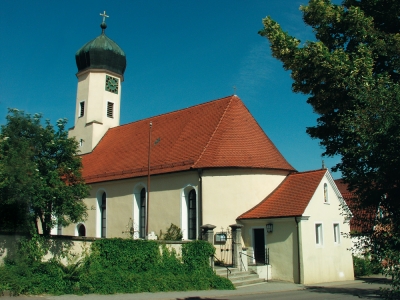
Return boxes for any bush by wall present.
[158,223,183,240]
[353,255,382,277]
[0,237,234,295]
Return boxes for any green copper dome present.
[75,23,126,76]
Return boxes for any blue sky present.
[0,0,342,178]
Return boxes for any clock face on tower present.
[105,75,119,94]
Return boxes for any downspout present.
[295,217,301,284]
[198,168,203,239]
[146,122,152,237]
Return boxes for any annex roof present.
[82,95,295,183]
[335,179,376,233]
[238,169,327,219]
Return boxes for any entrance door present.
[253,228,265,264]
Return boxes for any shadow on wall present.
[0,233,22,263]
[0,233,86,265]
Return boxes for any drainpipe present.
[198,169,203,239]
[146,122,152,237]
[295,217,301,284]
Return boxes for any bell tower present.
[69,11,127,154]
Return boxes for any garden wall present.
[0,233,189,265]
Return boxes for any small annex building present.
[61,18,354,284]
[238,169,354,284]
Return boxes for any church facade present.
[62,17,354,284]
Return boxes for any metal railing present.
[239,248,270,272]
[213,255,232,278]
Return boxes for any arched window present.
[188,189,197,240]
[324,183,328,203]
[101,192,107,238]
[78,224,86,237]
[139,188,146,238]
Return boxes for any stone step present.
[231,277,265,287]
[229,273,259,281]
[215,267,264,288]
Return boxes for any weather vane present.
[100,11,109,24]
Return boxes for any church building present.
[63,15,354,284]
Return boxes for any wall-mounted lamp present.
[266,223,273,233]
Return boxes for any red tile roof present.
[334,179,356,202]
[238,169,327,219]
[335,179,376,233]
[82,95,295,183]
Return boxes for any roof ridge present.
[192,95,235,167]
[290,169,327,176]
[108,95,235,131]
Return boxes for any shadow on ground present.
[177,298,220,300]
[306,276,391,299]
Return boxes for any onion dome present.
[75,21,126,76]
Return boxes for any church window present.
[107,102,114,118]
[101,192,107,238]
[139,188,146,238]
[78,224,86,237]
[79,101,85,117]
[188,189,197,240]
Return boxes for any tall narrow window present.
[79,101,85,117]
[57,223,62,236]
[324,183,328,203]
[107,102,114,118]
[315,223,323,245]
[101,192,106,238]
[188,189,197,240]
[333,223,340,244]
[139,188,146,238]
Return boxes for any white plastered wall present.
[63,168,289,240]
[240,218,299,283]
[63,171,199,238]
[202,168,288,234]
[300,172,354,284]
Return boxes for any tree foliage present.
[159,223,183,241]
[260,0,400,296]
[0,109,89,236]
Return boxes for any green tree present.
[259,0,400,296]
[0,109,89,236]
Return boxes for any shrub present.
[0,237,233,295]
[159,223,183,241]
[353,255,382,277]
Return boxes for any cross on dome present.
[100,11,109,33]
[100,11,109,24]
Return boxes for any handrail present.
[239,251,253,272]
[213,255,231,278]
[239,250,269,266]
[239,251,255,260]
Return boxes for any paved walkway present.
[1,275,389,300]
[2,281,303,300]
